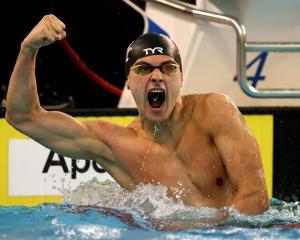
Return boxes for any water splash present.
[1,180,300,239]
[60,178,227,229]
[58,178,300,231]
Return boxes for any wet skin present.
[109,94,235,209]
[96,93,262,210]
[5,14,269,215]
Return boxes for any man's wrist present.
[20,41,39,54]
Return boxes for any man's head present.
[125,33,182,76]
[125,33,183,123]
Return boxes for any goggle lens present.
[131,63,179,76]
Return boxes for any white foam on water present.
[59,177,300,230]
[59,178,227,228]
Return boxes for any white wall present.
[118,0,300,107]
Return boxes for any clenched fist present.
[22,14,66,50]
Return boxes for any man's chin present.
[141,102,170,122]
[144,111,170,123]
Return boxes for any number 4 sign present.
[234,52,268,87]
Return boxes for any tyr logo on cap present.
[143,47,164,55]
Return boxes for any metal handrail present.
[145,0,300,98]
[246,42,300,52]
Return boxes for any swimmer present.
[5,14,269,215]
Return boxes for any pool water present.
[0,179,299,240]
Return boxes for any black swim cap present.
[125,32,182,76]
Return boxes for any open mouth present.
[147,89,165,109]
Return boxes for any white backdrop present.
[118,0,300,107]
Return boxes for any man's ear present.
[126,80,130,90]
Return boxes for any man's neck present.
[140,96,185,143]
[143,120,172,141]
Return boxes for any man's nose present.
[151,68,163,83]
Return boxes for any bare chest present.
[115,129,228,195]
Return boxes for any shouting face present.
[126,55,183,122]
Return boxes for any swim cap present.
[125,32,182,76]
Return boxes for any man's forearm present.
[6,45,41,119]
[232,191,270,215]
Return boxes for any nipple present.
[215,177,224,186]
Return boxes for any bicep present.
[203,93,269,213]
[206,94,266,192]
[213,112,267,197]
[13,109,113,161]
[214,123,270,213]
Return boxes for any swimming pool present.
[1,179,299,240]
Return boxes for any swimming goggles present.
[130,62,179,76]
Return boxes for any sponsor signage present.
[8,139,114,196]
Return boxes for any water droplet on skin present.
[140,160,146,171]
[153,123,159,136]
[258,169,265,179]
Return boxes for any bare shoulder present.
[127,117,140,130]
[186,93,244,131]
[207,93,246,134]
[203,93,240,115]
[83,118,137,141]
[184,93,239,116]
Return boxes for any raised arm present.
[5,14,113,162]
[205,93,269,215]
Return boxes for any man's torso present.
[96,94,235,208]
